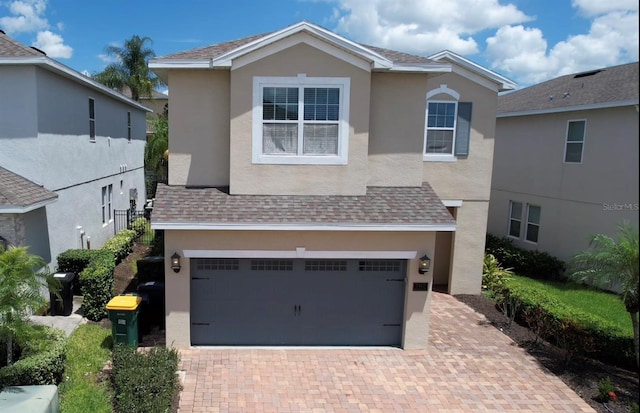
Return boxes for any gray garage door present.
[190,258,406,346]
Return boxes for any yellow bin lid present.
[106,295,141,310]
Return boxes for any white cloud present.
[33,30,73,58]
[0,0,48,34]
[330,0,532,56]
[572,0,638,17]
[486,9,639,85]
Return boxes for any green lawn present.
[507,275,633,336]
[58,324,113,413]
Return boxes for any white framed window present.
[127,111,132,142]
[252,75,350,165]
[525,204,541,243]
[564,120,586,163]
[423,85,472,161]
[89,98,96,141]
[508,201,522,238]
[101,184,113,224]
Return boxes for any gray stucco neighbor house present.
[488,62,639,263]
[0,29,149,267]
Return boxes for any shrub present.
[486,277,635,368]
[111,344,179,413]
[0,325,66,387]
[102,229,136,263]
[482,254,513,291]
[130,217,148,239]
[80,250,116,321]
[597,377,616,402]
[57,249,110,295]
[485,234,566,280]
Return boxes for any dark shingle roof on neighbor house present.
[498,61,639,115]
[0,167,58,211]
[152,183,455,229]
[0,29,45,57]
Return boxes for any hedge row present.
[0,325,67,387]
[490,279,635,369]
[130,217,148,239]
[485,234,566,280]
[79,250,116,321]
[102,229,137,263]
[112,345,180,413]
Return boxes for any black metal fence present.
[114,209,154,245]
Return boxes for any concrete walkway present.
[177,293,595,412]
[30,296,86,337]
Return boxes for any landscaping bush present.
[57,249,109,295]
[102,229,136,263]
[80,250,116,321]
[111,344,179,413]
[130,217,148,239]
[487,276,635,368]
[0,325,66,387]
[485,234,566,280]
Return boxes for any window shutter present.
[454,102,472,156]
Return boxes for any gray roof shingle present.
[0,167,58,209]
[152,183,454,227]
[498,62,639,114]
[157,31,434,66]
[0,30,45,57]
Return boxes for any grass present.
[58,324,113,413]
[507,275,633,336]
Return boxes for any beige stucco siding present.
[168,69,230,187]
[448,202,489,294]
[423,74,497,201]
[368,72,426,187]
[229,40,371,195]
[163,230,436,349]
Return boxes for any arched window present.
[424,85,472,159]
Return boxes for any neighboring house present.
[120,86,168,138]
[0,30,149,268]
[149,21,514,349]
[488,62,639,264]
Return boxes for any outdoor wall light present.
[418,254,431,274]
[171,252,182,273]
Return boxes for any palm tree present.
[145,109,169,197]
[570,223,639,367]
[0,246,58,366]
[93,35,163,101]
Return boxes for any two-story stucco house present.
[0,30,149,267]
[149,21,514,349]
[488,62,639,264]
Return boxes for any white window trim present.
[524,204,541,244]
[563,119,586,164]
[423,85,460,162]
[252,75,350,165]
[102,184,113,226]
[507,200,522,239]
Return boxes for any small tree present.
[0,246,58,366]
[570,223,639,368]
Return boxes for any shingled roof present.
[0,29,45,57]
[498,62,639,115]
[0,167,57,212]
[155,27,433,66]
[152,183,455,229]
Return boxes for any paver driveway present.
[177,292,594,412]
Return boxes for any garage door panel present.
[191,258,405,346]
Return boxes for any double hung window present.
[253,76,350,164]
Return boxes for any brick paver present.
[177,293,594,412]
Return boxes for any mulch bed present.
[456,294,639,413]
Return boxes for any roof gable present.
[497,61,639,116]
[151,21,451,75]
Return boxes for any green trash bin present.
[106,294,142,348]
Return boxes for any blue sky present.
[1,0,637,88]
